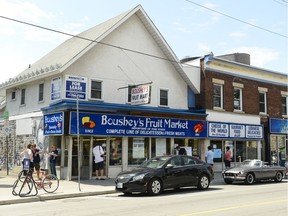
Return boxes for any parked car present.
[115,155,214,195]
[222,159,286,185]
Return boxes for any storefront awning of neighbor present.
[41,99,207,117]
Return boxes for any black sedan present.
[115,155,214,195]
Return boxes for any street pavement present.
[0,170,225,206]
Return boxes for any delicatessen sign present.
[70,112,207,138]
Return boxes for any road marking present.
[180,199,288,216]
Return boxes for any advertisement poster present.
[43,112,63,135]
[133,138,145,158]
[156,138,166,156]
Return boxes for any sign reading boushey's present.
[69,112,207,138]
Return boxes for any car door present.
[182,156,199,186]
[164,156,186,188]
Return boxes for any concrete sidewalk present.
[0,171,225,206]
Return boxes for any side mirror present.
[166,164,174,169]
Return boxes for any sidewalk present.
[0,171,225,206]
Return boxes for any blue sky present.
[0,0,287,84]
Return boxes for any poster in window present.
[133,138,144,158]
[156,138,166,156]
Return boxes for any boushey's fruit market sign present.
[69,112,207,138]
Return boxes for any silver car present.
[222,159,286,185]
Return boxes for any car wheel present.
[245,173,255,185]
[224,179,233,184]
[148,178,162,195]
[197,175,210,190]
[274,172,283,182]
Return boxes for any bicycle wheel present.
[43,174,59,193]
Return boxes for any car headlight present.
[132,173,146,181]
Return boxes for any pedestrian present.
[48,145,58,177]
[176,146,187,155]
[205,146,214,167]
[224,146,232,169]
[20,144,34,174]
[93,143,105,180]
[32,144,42,179]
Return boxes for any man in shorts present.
[32,144,41,179]
[93,143,105,180]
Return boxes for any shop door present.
[71,137,91,179]
[270,135,287,166]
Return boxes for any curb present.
[0,190,117,206]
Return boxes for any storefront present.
[269,118,288,167]
[43,109,208,180]
[206,121,264,171]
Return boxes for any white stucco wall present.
[64,14,188,109]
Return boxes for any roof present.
[0,5,198,92]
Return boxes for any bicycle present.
[12,169,59,197]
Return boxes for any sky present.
[0,0,287,84]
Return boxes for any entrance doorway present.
[71,137,91,179]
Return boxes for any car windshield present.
[139,157,169,169]
[241,160,261,167]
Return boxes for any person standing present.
[93,143,105,180]
[224,146,232,169]
[48,145,58,177]
[205,146,214,167]
[32,144,41,179]
[20,144,34,174]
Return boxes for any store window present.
[174,138,199,157]
[247,141,257,160]
[235,141,246,162]
[109,138,122,165]
[151,138,171,157]
[210,140,223,163]
[128,137,149,165]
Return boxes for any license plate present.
[117,183,123,188]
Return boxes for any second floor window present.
[259,92,267,113]
[11,91,16,100]
[90,80,102,100]
[38,83,44,102]
[213,84,223,108]
[20,88,25,105]
[160,89,168,106]
[282,96,287,116]
[127,85,133,103]
[234,88,242,111]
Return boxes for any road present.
[1,181,287,216]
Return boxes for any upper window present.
[38,83,44,102]
[259,92,267,114]
[213,84,223,109]
[159,89,168,106]
[282,96,287,116]
[20,88,25,105]
[127,85,133,103]
[90,80,102,100]
[11,91,16,100]
[234,88,242,111]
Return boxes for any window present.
[11,91,16,100]
[90,80,102,100]
[127,85,133,103]
[234,88,242,111]
[159,89,168,106]
[213,84,223,108]
[38,83,44,102]
[282,96,287,116]
[259,92,267,113]
[20,88,25,105]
